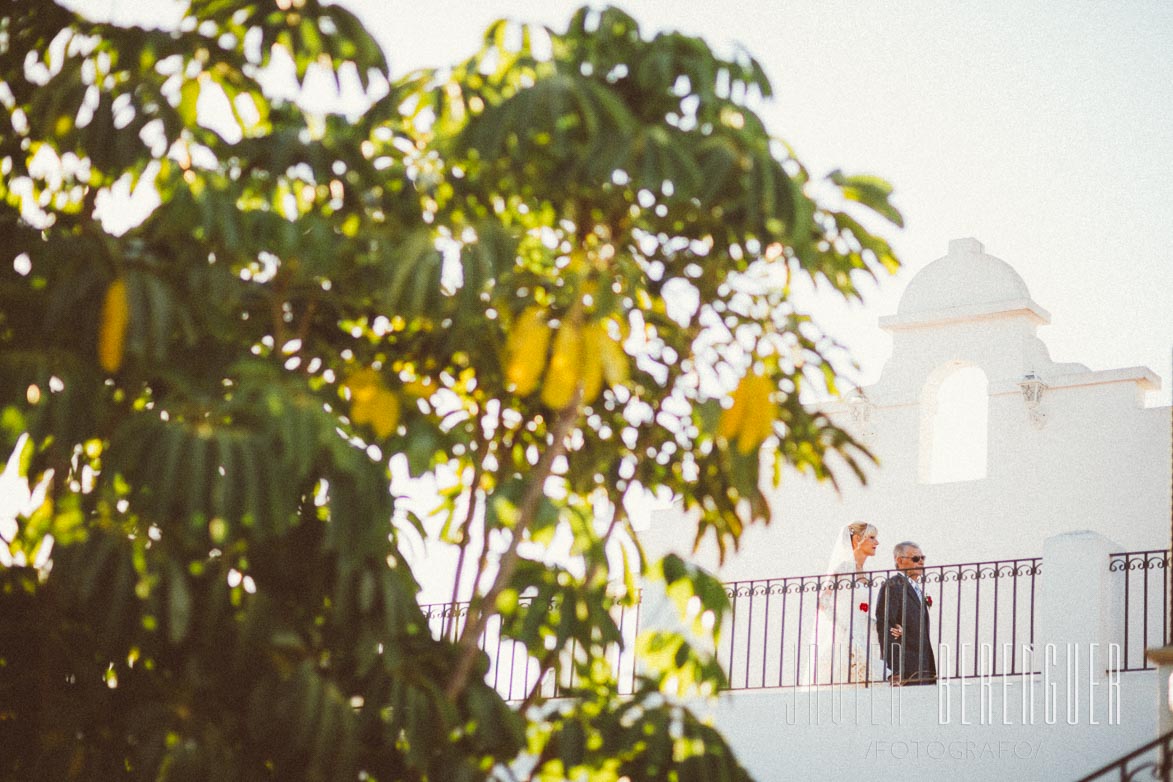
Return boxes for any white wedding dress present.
[803,526,886,685]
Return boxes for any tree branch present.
[444,421,488,641]
[445,391,581,700]
[517,498,630,712]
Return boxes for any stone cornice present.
[879,298,1051,331]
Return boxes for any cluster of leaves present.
[0,2,900,780]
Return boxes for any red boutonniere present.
[858,602,869,612]
[925,596,933,608]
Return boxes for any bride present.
[808,522,885,685]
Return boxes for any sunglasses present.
[902,555,925,563]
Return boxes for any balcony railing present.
[420,596,640,701]
[1110,549,1171,671]
[421,548,1169,701]
[720,557,1043,690]
[1074,729,1173,781]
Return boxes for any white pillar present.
[1037,531,1119,724]
[1147,647,1173,735]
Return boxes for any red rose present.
[925,596,933,608]
[858,602,869,612]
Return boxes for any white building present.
[640,238,1172,780]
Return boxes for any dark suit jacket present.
[876,572,936,683]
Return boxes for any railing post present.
[1037,531,1118,693]
[1147,647,1173,735]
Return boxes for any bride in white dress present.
[807,522,886,685]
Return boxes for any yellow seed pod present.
[97,278,130,373]
[540,322,581,410]
[718,375,751,441]
[598,330,629,387]
[504,307,551,396]
[736,374,776,454]
[578,324,606,405]
[350,397,372,425]
[367,388,401,438]
[344,368,381,403]
[566,248,589,273]
[344,369,400,437]
[345,368,381,425]
[402,378,433,399]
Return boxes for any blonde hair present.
[848,522,877,547]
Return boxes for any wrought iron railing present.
[1075,729,1173,781]
[720,557,1043,690]
[422,548,1173,700]
[1109,550,1171,671]
[420,596,640,701]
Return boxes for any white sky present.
[72,0,1173,405]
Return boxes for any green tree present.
[0,2,900,779]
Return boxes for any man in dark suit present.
[876,541,936,685]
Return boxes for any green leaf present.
[559,718,586,768]
[829,169,904,227]
[166,558,193,645]
[178,78,201,127]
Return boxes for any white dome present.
[897,238,1033,315]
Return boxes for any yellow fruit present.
[718,376,749,440]
[97,278,130,373]
[345,368,381,406]
[738,374,776,454]
[598,331,629,387]
[344,369,399,437]
[350,399,371,425]
[402,379,433,399]
[540,322,581,410]
[578,324,606,405]
[578,323,630,405]
[567,248,589,273]
[367,388,401,438]
[504,307,551,396]
[720,372,777,454]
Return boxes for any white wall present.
[644,378,1167,583]
[701,672,1154,782]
